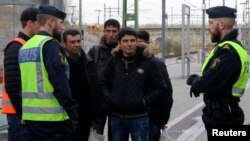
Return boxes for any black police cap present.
[39,5,66,20]
[20,7,40,22]
[206,6,237,18]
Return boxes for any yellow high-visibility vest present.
[19,35,69,121]
[201,41,249,97]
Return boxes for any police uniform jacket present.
[38,31,78,120]
[192,29,242,103]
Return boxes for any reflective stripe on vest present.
[201,41,249,97]
[1,38,26,114]
[19,35,69,121]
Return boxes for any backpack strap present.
[94,45,99,64]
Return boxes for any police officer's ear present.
[47,16,56,28]
[218,22,224,30]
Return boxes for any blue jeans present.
[110,116,150,141]
[7,114,29,141]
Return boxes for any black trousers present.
[202,105,244,139]
[202,105,244,126]
[25,120,74,141]
[74,117,92,141]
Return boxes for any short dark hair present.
[62,29,81,42]
[118,27,136,41]
[104,19,120,30]
[20,7,40,28]
[20,7,40,22]
[136,30,150,42]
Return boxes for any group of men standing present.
[1,4,173,141]
[1,3,249,141]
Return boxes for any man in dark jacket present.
[87,19,120,140]
[2,7,40,141]
[100,27,168,141]
[136,30,173,141]
[62,29,98,141]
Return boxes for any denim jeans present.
[7,114,29,141]
[110,116,150,141]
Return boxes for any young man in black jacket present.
[2,7,40,141]
[136,30,173,141]
[62,29,98,141]
[100,27,168,141]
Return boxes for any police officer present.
[2,7,40,141]
[18,5,78,141]
[187,6,249,134]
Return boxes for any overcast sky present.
[67,0,245,25]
